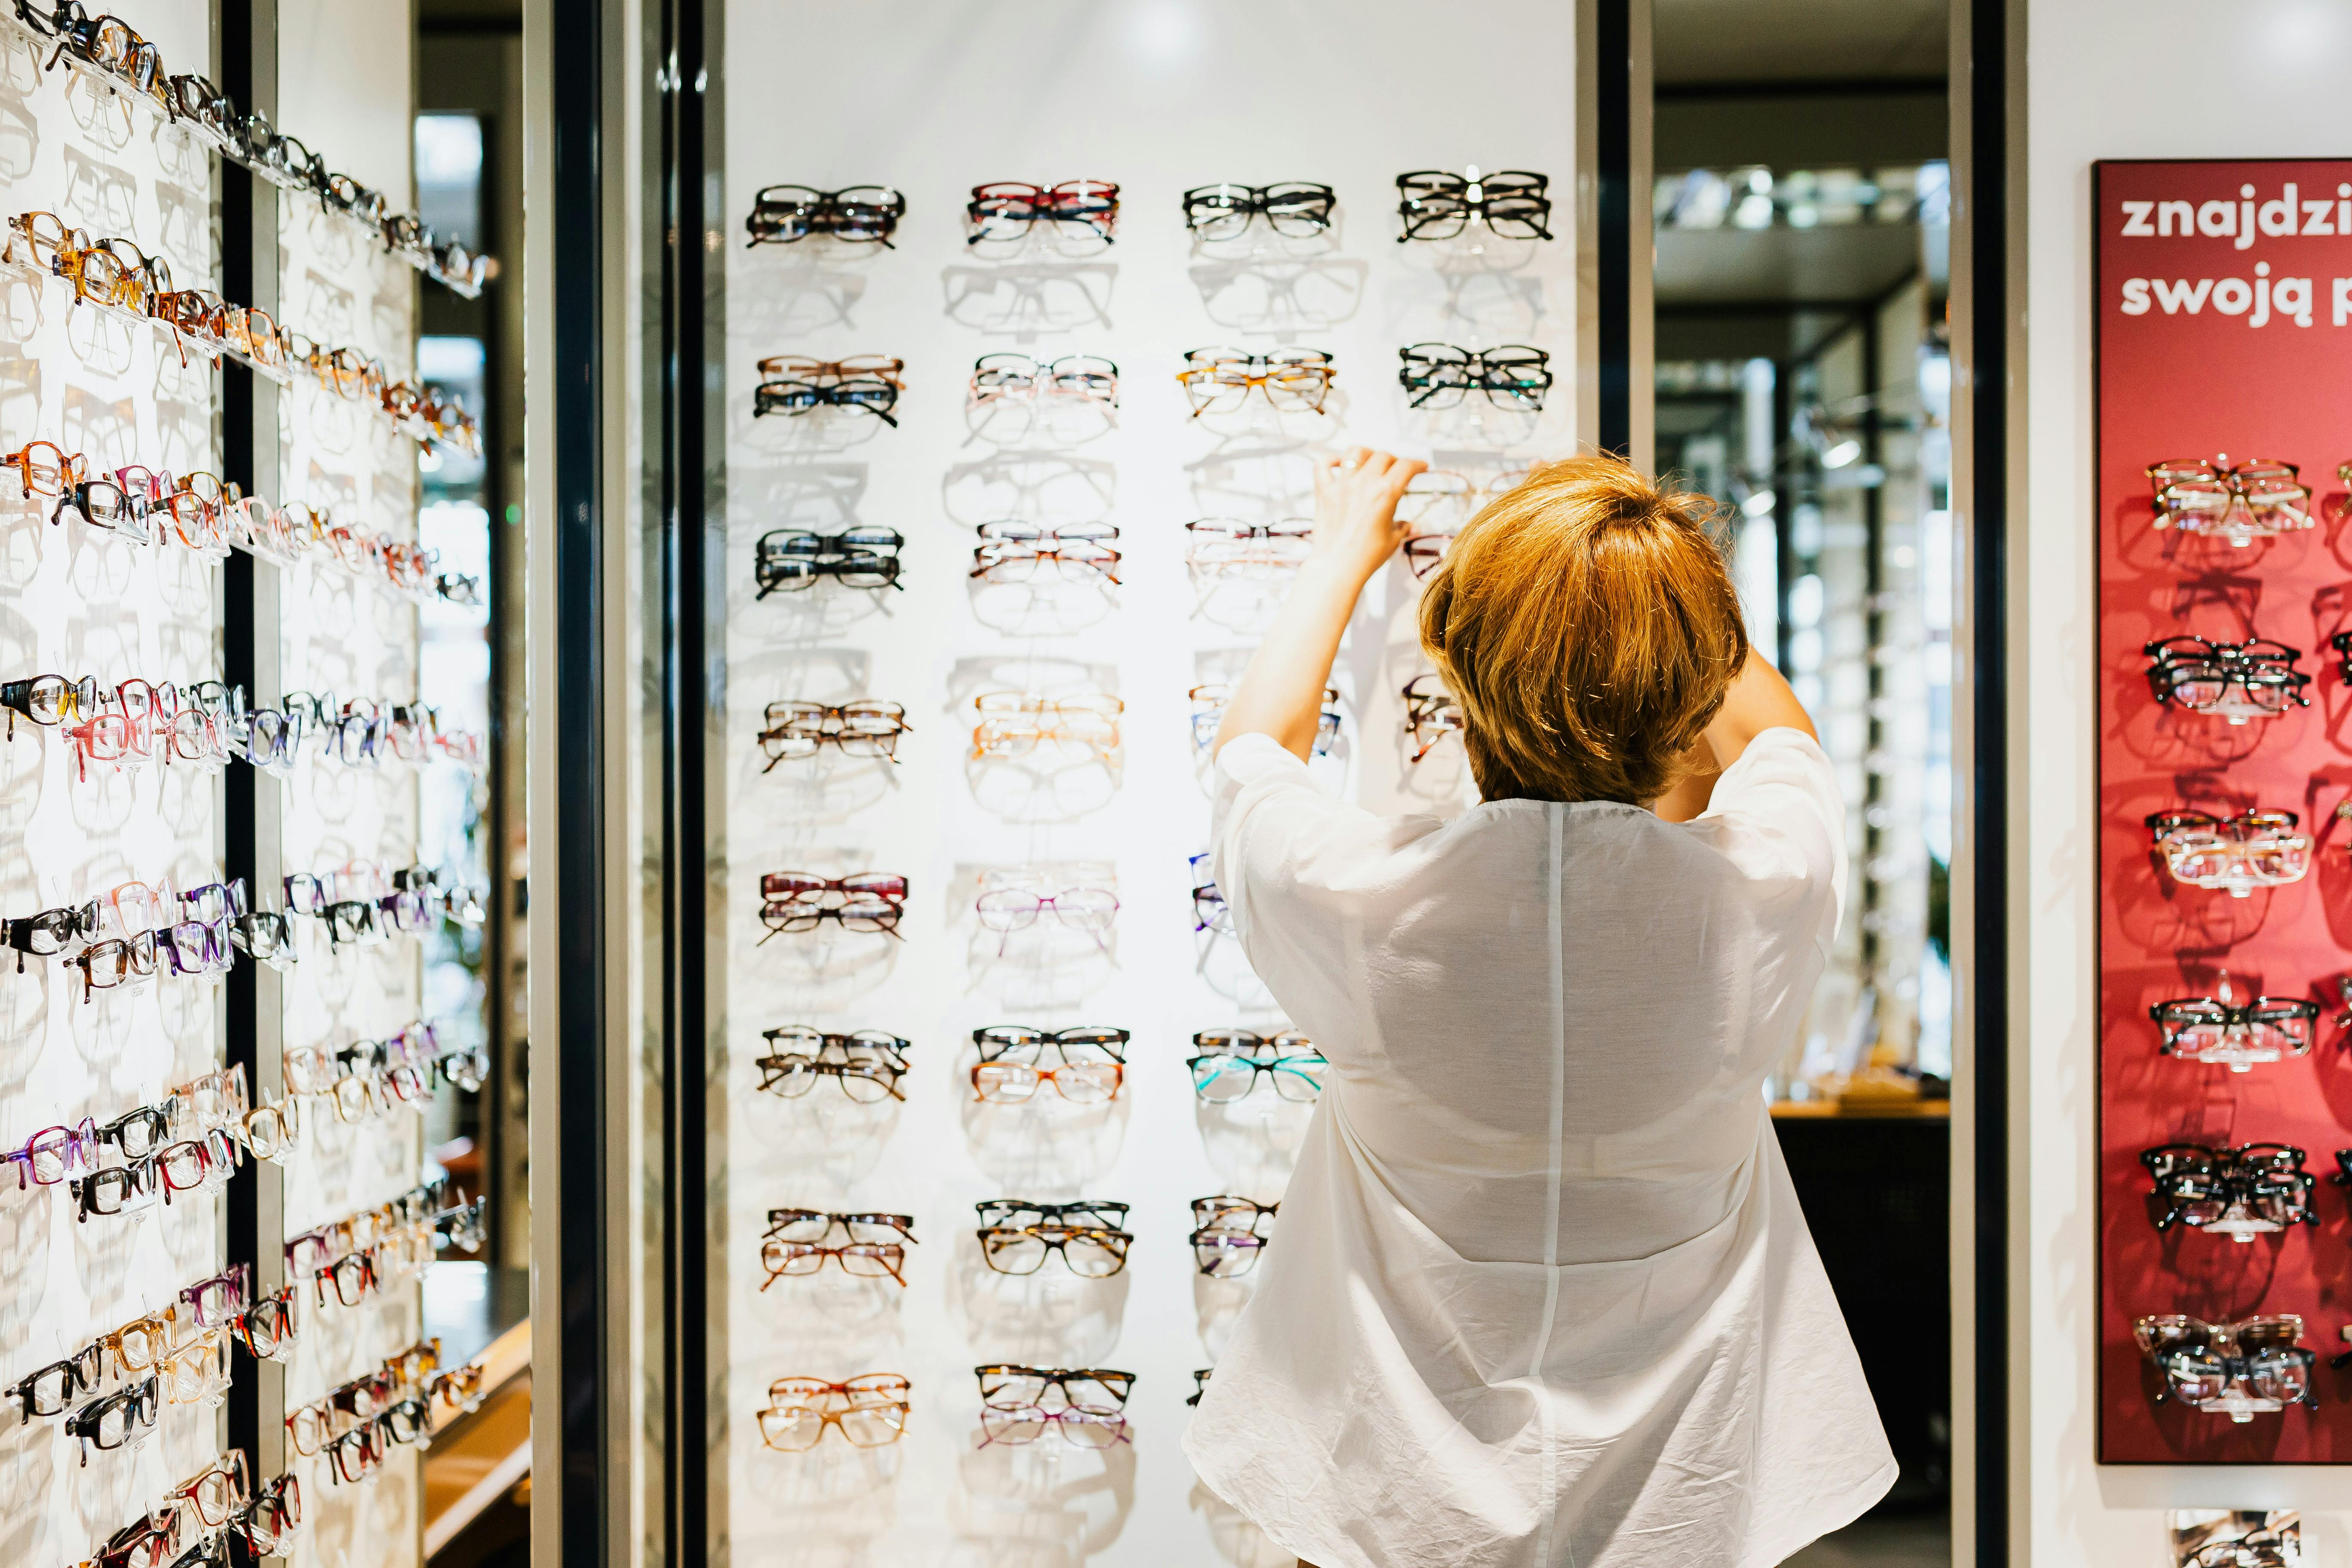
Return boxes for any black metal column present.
[549,0,609,1557]
[655,0,714,1556]
[1595,0,1631,456]
[1963,0,2011,1560]
[219,0,282,1486]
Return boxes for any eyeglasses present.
[765,1208,918,1246]
[970,1026,1128,1105]
[1185,517,1313,576]
[1191,1194,1277,1277]
[9,1341,101,1419]
[759,700,909,768]
[1189,1367,1212,1406]
[4,897,100,970]
[2149,992,2318,1068]
[756,1374,912,1451]
[971,520,1122,585]
[975,1197,1131,1231]
[1402,674,1463,762]
[2148,457,2312,544]
[753,355,905,427]
[1,672,100,736]
[6,1116,98,1188]
[756,872,908,940]
[2133,1314,2315,1418]
[755,1026,911,1103]
[753,527,905,596]
[978,1222,1133,1278]
[759,1237,909,1287]
[429,1360,488,1417]
[976,1364,1135,1411]
[1190,683,1338,756]
[973,1365,1134,1448]
[1189,1029,1327,1103]
[1177,346,1335,416]
[1396,167,1554,242]
[974,883,1119,941]
[178,1262,253,1326]
[96,1311,172,1379]
[67,1154,159,1221]
[230,1473,303,1556]
[968,352,1120,407]
[229,1284,301,1360]
[165,1451,251,1531]
[971,690,1124,760]
[2185,1533,2294,1568]
[966,180,1119,245]
[64,1373,159,1467]
[2140,1144,2314,1235]
[1189,853,1233,936]
[2144,637,2310,723]
[2145,809,2310,897]
[745,184,906,246]
[1181,182,1336,239]
[1399,343,1553,411]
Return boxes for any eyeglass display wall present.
[0,3,231,1557]
[0,3,493,1562]
[717,0,1575,1560]
[2098,156,2352,1462]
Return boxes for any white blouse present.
[1183,728,1896,1568]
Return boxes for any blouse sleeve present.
[1209,733,1443,1059]
[1699,726,1849,930]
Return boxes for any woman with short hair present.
[1184,449,1895,1568]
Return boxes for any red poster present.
[2099,158,2352,1463]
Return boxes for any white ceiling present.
[1654,0,1948,84]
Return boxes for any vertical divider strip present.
[220,0,286,1483]
[548,0,611,1555]
[655,0,722,1555]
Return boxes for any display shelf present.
[2094,156,2352,1464]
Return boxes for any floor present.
[1783,1511,1952,1568]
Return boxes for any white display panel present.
[0,9,227,1562]
[720,3,1575,1562]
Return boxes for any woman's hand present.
[1308,447,1430,590]
[1212,447,1430,763]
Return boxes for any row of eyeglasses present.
[755,1191,1280,1290]
[754,680,1462,771]
[285,1338,487,1485]
[2146,456,2331,546]
[2144,809,2313,898]
[2146,977,2335,1071]
[8,1064,285,1222]
[751,1368,1149,1455]
[750,346,1552,426]
[4,440,481,604]
[70,1452,300,1565]
[7,866,483,998]
[9,1267,273,1425]
[744,479,1529,603]
[2,5,490,297]
[3,675,483,779]
[2136,1142,2346,1237]
[2141,635,2338,724]
[748,1024,1325,1110]
[1,214,480,454]
[284,1179,486,1314]
[2134,1314,2316,1423]
[745,168,1553,248]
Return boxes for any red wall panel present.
[2099,157,2352,1463]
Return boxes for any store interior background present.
[1651,1,1953,1564]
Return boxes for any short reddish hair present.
[1416,455,1749,804]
